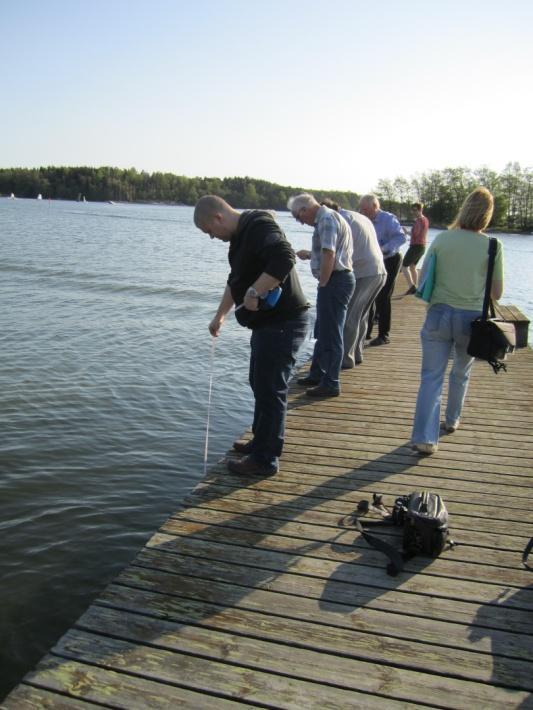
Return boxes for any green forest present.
[1,162,531,231]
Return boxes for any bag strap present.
[482,238,497,320]
[353,518,405,577]
[523,537,533,569]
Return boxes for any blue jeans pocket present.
[423,306,444,334]
[423,305,456,342]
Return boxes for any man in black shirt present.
[194,195,309,477]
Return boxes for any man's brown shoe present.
[369,335,390,346]
[306,385,340,398]
[297,375,320,386]
[227,455,278,476]
[233,440,254,454]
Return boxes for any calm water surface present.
[0,198,531,697]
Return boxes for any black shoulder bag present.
[467,238,515,373]
[342,492,452,577]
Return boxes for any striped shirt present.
[310,205,353,279]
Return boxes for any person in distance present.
[402,202,429,295]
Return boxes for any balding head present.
[193,194,240,242]
[194,195,231,229]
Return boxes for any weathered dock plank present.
[187,479,533,537]
[3,290,532,709]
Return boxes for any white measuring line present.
[203,336,217,477]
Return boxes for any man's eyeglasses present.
[294,207,305,223]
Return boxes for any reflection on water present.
[0,199,530,698]
[0,199,317,697]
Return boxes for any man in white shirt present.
[288,193,355,397]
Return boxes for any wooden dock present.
[3,292,533,709]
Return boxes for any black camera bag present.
[348,491,450,576]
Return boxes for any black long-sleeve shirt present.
[227,210,309,329]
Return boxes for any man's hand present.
[296,249,311,260]
[209,315,225,337]
[243,291,260,311]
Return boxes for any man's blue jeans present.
[249,312,308,468]
[412,304,481,445]
[310,270,355,391]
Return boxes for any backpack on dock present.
[343,491,451,577]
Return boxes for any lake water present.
[0,198,531,698]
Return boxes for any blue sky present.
[1,0,532,193]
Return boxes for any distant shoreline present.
[2,163,532,233]
[2,195,532,235]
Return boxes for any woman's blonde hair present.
[449,187,494,232]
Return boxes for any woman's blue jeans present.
[249,312,308,468]
[412,304,481,445]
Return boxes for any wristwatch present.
[246,287,259,298]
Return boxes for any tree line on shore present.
[1,162,531,232]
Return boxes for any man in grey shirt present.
[338,207,387,367]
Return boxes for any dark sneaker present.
[369,335,390,346]
[297,375,320,386]
[405,285,417,295]
[233,440,254,454]
[306,385,340,398]
[227,455,278,476]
